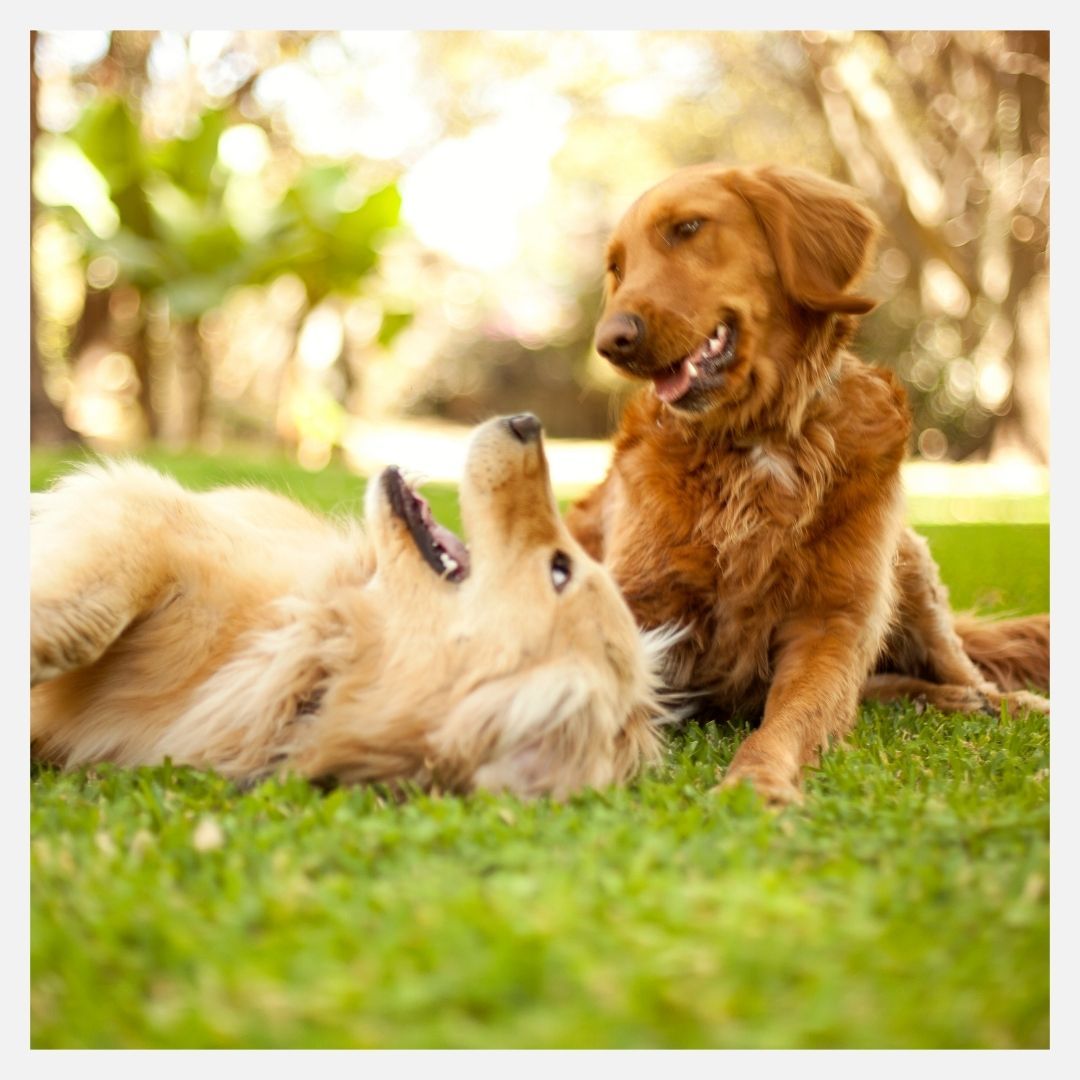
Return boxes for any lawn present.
[29,447,1050,1049]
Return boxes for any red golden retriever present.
[566,163,1049,804]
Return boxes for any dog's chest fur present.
[599,366,905,710]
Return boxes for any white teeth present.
[439,552,458,573]
[707,339,720,352]
[687,361,699,378]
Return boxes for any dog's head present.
[354,414,666,798]
[596,163,880,431]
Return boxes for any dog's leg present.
[31,465,176,685]
[877,528,1050,714]
[32,586,144,687]
[719,614,875,805]
[863,674,1049,716]
[863,673,992,714]
[888,528,994,682]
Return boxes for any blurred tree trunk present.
[174,321,209,445]
[29,335,77,445]
[130,316,159,440]
[986,31,1050,462]
[996,273,1049,462]
[67,287,111,359]
[82,33,161,440]
[799,30,1048,463]
[30,30,79,446]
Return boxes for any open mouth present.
[381,467,471,583]
[652,320,739,405]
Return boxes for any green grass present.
[30,448,1050,1049]
[919,524,1049,617]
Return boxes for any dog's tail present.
[954,612,1049,693]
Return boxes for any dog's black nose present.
[595,313,645,366]
[506,413,542,444]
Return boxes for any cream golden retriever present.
[31,414,667,797]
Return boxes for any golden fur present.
[567,163,1049,804]
[31,416,668,798]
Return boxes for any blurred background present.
[30,30,1049,492]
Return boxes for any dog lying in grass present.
[567,162,1049,804]
[31,414,667,798]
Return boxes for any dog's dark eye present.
[551,550,572,592]
[671,219,702,241]
[608,264,622,283]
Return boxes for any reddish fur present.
[953,613,1049,691]
[568,163,1049,803]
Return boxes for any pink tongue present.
[652,358,693,403]
[417,494,470,567]
[431,522,469,567]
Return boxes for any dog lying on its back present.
[31,415,667,798]
[568,162,1049,804]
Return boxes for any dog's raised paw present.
[31,597,129,686]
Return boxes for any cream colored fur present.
[31,418,667,798]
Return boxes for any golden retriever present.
[567,163,1049,804]
[31,415,667,798]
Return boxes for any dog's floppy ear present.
[726,165,879,316]
[432,662,661,799]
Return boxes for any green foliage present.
[376,310,414,348]
[30,450,1049,1048]
[150,108,229,201]
[255,169,403,301]
[71,96,145,194]
[43,95,405,320]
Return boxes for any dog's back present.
[31,461,369,768]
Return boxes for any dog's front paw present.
[31,652,63,687]
[908,683,1000,717]
[714,753,804,807]
[31,603,73,686]
[31,596,124,686]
